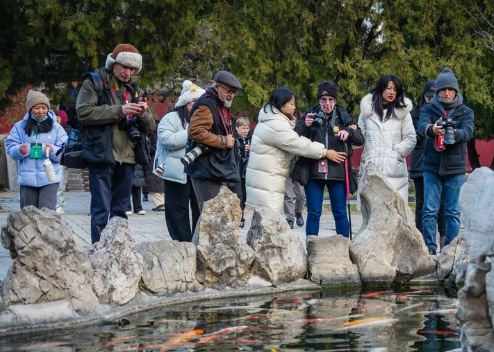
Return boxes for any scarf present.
[29,114,49,123]
[432,93,463,116]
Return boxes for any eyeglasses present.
[217,84,238,96]
[319,97,336,103]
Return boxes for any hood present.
[22,109,57,122]
[360,93,413,120]
[258,105,290,123]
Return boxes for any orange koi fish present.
[417,330,459,336]
[104,335,137,347]
[341,317,398,328]
[196,325,249,345]
[361,291,393,298]
[160,329,203,351]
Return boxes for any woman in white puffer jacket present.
[357,75,416,203]
[246,87,347,213]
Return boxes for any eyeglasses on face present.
[217,84,238,96]
[319,97,336,103]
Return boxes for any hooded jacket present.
[245,105,327,213]
[6,111,68,187]
[357,93,416,202]
[76,68,156,164]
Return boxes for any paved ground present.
[0,190,364,281]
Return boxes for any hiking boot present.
[142,194,149,202]
[296,213,304,227]
[287,219,294,229]
[239,219,245,229]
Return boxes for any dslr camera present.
[312,111,329,127]
[181,144,209,165]
[438,117,457,145]
[118,117,141,143]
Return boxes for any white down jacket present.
[357,94,416,202]
[246,105,327,213]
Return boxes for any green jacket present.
[76,68,156,164]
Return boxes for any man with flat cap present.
[186,70,242,210]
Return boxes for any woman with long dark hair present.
[6,90,67,210]
[357,75,416,202]
[246,87,339,213]
[155,80,205,242]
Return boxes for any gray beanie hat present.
[435,68,458,93]
[26,90,50,112]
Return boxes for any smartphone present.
[140,91,149,102]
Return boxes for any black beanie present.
[317,81,338,99]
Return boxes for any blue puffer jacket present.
[6,111,68,187]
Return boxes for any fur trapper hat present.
[105,44,143,74]
[175,80,206,108]
[26,90,50,112]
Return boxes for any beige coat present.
[246,106,327,213]
[357,93,416,202]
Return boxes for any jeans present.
[412,176,446,236]
[305,179,348,237]
[422,171,465,252]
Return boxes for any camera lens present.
[128,126,141,143]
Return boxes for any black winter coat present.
[235,132,251,179]
[418,102,474,176]
[143,118,164,193]
[409,104,426,179]
[294,104,364,182]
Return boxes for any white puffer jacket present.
[246,106,327,213]
[357,94,416,202]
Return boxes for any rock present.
[306,235,360,285]
[137,240,203,294]
[87,217,143,305]
[460,167,494,263]
[246,207,307,286]
[0,206,98,314]
[350,163,435,284]
[195,186,254,287]
[456,262,494,351]
[435,232,469,283]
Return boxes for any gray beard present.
[223,99,233,108]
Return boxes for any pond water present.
[0,286,460,352]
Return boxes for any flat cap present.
[214,71,242,90]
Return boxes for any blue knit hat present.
[435,68,458,93]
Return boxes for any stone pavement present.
[0,190,363,282]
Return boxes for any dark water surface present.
[0,286,460,352]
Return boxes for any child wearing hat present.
[6,90,68,210]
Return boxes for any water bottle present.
[43,149,56,182]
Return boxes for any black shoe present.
[239,219,245,229]
[428,248,437,255]
[296,213,304,227]
[287,219,294,229]
[152,204,165,211]
[142,194,149,202]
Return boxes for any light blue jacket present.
[6,111,68,187]
[154,111,188,184]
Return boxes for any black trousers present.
[20,184,58,210]
[164,177,200,242]
[128,186,143,212]
[413,176,446,237]
[88,163,135,244]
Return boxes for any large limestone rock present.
[460,167,494,263]
[194,186,254,287]
[87,217,143,305]
[137,240,203,294]
[435,232,469,283]
[246,207,306,285]
[350,163,435,284]
[306,235,360,285]
[0,207,98,314]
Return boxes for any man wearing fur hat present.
[185,70,242,210]
[76,43,156,244]
[418,68,474,255]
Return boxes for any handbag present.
[291,156,309,186]
[134,134,151,166]
[80,124,115,166]
[60,128,87,169]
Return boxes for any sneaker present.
[136,210,146,215]
[296,213,304,227]
[142,194,149,202]
[239,219,245,229]
[152,204,165,211]
[287,219,294,229]
[56,207,65,214]
[125,211,133,216]
[428,248,437,255]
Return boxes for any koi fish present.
[286,314,366,324]
[417,330,459,336]
[104,335,136,347]
[22,342,68,349]
[412,309,457,316]
[361,291,393,298]
[395,294,411,304]
[341,317,398,328]
[159,329,203,351]
[196,325,249,344]
[398,302,424,312]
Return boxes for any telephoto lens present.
[181,145,205,165]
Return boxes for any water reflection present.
[0,286,460,352]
